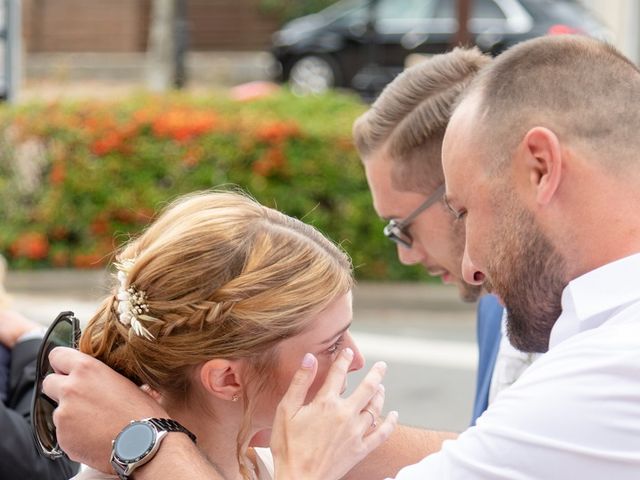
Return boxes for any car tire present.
[288,55,341,95]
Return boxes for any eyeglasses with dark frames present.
[383,184,445,248]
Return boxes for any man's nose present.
[461,248,485,285]
[396,243,424,266]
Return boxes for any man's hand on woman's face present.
[271,348,398,480]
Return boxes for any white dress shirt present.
[488,311,539,404]
[391,252,640,480]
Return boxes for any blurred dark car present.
[271,0,610,96]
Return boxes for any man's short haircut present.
[353,47,491,193]
[463,35,640,174]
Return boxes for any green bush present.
[0,89,431,281]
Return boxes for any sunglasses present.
[32,311,81,459]
[383,184,445,248]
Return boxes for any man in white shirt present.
[266,34,640,479]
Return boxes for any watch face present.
[114,422,156,462]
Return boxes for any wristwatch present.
[110,418,197,480]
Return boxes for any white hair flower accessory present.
[115,258,160,340]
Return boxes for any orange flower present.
[89,215,110,236]
[73,252,105,269]
[91,131,124,156]
[255,121,300,144]
[9,232,49,261]
[152,109,217,142]
[253,146,287,177]
[110,208,154,225]
[50,162,66,185]
[182,145,204,167]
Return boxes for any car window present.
[434,0,506,19]
[376,0,435,20]
[322,0,367,21]
[475,0,507,18]
[332,5,369,27]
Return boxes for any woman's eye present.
[326,336,344,355]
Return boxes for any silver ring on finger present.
[363,407,377,429]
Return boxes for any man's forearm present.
[136,434,224,480]
[342,424,458,480]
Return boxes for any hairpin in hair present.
[115,258,160,340]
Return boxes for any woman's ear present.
[199,359,244,402]
[519,127,563,206]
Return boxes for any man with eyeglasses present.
[341,47,540,477]
[354,45,537,418]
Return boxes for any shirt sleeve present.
[390,325,640,480]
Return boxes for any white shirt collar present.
[549,252,640,349]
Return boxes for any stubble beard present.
[486,194,568,353]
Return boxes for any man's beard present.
[485,193,568,353]
[458,281,483,303]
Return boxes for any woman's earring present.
[231,393,239,402]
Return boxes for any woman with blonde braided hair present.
[72,190,366,480]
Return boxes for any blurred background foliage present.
[0,89,431,281]
[259,0,337,23]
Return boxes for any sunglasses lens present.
[33,313,77,457]
[33,391,58,454]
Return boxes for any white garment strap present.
[253,447,275,480]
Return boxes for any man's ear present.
[199,359,244,402]
[519,127,562,206]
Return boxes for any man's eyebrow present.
[319,322,351,345]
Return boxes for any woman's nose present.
[345,332,365,372]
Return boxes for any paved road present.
[7,270,478,432]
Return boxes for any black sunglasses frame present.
[383,184,445,248]
[31,311,81,459]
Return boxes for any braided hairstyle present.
[79,190,353,477]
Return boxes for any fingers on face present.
[279,353,318,413]
[317,347,355,397]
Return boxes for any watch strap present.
[146,418,197,443]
